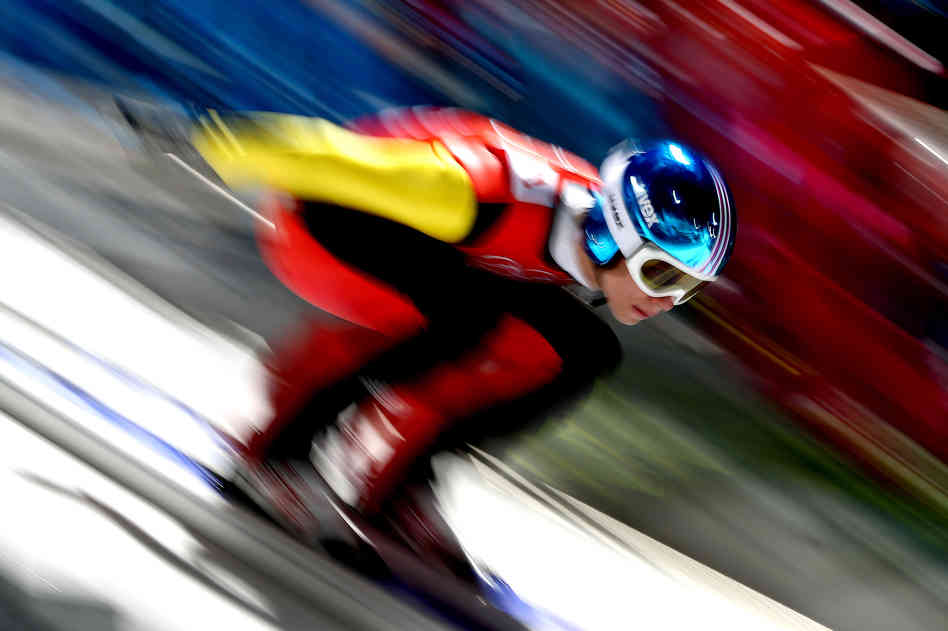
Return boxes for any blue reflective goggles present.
[581,192,712,305]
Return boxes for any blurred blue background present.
[0,0,666,159]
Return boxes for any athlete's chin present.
[609,304,649,326]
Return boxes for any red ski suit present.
[251,107,610,512]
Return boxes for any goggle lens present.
[640,259,687,291]
[632,251,710,304]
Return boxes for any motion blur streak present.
[164,152,276,229]
[816,0,945,73]
[914,137,948,166]
[0,210,265,487]
[432,450,831,631]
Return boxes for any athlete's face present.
[594,259,675,325]
[572,229,675,325]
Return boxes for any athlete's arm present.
[191,112,478,243]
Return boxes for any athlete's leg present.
[311,313,564,513]
[249,198,504,455]
[239,195,430,459]
[246,201,620,541]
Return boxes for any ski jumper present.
[194,107,621,512]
